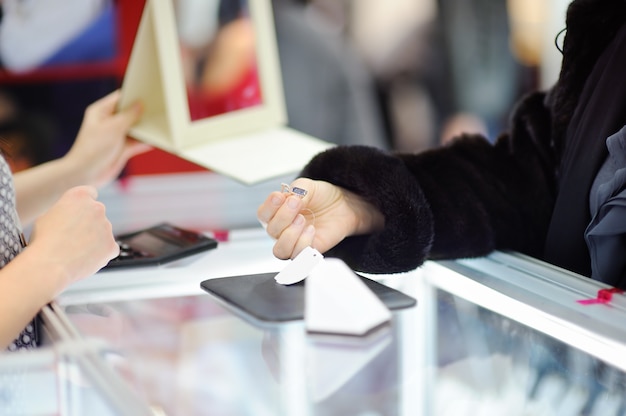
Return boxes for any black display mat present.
[200,272,416,323]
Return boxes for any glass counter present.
[0,305,152,416]
[419,251,626,415]
[54,290,418,415]
[50,245,626,415]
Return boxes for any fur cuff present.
[301,145,434,273]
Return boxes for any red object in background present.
[120,0,208,175]
[211,230,230,242]
[129,15,264,176]
[120,0,208,176]
[124,148,207,175]
[187,63,262,121]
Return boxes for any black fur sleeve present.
[301,91,557,274]
[302,145,434,274]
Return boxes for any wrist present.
[60,151,92,186]
[344,190,384,235]
[4,247,70,303]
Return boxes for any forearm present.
[403,92,556,259]
[0,248,67,349]
[14,89,147,227]
[401,136,553,259]
[13,156,85,226]
[300,92,556,273]
[302,145,434,273]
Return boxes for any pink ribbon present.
[576,287,624,305]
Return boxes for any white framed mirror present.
[119,0,332,184]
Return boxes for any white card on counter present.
[305,258,392,336]
[274,246,324,285]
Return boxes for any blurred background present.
[0,0,569,175]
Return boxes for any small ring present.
[291,187,308,198]
[280,183,307,198]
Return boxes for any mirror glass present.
[173,0,263,122]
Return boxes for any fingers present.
[69,185,98,200]
[257,179,316,229]
[272,221,315,259]
[265,194,304,239]
[88,89,143,128]
[294,225,315,254]
[64,186,119,261]
[258,188,317,259]
[121,139,153,160]
[257,191,286,230]
[115,100,143,129]
[89,89,121,117]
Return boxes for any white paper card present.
[305,258,392,336]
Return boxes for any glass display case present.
[0,306,152,416]
[53,289,417,415]
[44,245,626,415]
[418,251,626,415]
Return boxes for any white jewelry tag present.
[274,246,324,285]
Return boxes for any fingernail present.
[293,214,305,226]
[271,195,282,206]
[287,197,299,209]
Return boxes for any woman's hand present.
[257,178,384,260]
[13,90,151,226]
[26,186,119,291]
[0,186,118,343]
[64,89,152,188]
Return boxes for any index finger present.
[257,191,286,225]
[91,89,121,116]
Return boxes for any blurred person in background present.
[272,0,388,149]
[297,0,545,151]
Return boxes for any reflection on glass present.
[63,293,407,415]
[0,343,139,415]
[65,295,282,415]
[174,0,263,121]
[433,290,626,415]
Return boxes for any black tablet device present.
[200,272,416,324]
[102,223,218,270]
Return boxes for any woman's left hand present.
[64,89,152,187]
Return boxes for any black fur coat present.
[300,0,626,280]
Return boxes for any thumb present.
[122,139,153,160]
[116,101,144,130]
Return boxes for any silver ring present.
[291,187,307,198]
[280,183,307,198]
